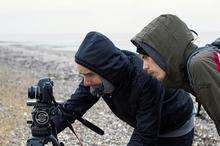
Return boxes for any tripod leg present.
[27,137,44,146]
[48,135,63,146]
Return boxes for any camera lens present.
[28,85,40,99]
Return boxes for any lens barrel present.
[28,85,40,99]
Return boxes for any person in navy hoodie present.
[53,32,194,146]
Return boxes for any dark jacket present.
[131,14,220,135]
[54,32,193,145]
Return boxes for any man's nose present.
[83,77,91,86]
[143,62,149,72]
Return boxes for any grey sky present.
[0,0,220,46]
[0,0,219,35]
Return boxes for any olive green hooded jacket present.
[131,14,220,134]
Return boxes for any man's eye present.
[141,55,146,59]
[142,55,149,59]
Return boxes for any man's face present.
[76,64,102,87]
[141,55,166,81]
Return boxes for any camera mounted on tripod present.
[27,77,63,146]
[26,77,104,146]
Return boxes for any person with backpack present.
[53,31,195,145]
[131,14,220,135]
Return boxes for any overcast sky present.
[0,0,219,35]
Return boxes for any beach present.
[0,42,219,146]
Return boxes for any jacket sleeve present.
[53,81,100,133]
[127,76,165,146]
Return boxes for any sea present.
[0,31,219,52]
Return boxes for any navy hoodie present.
[54,32,193,146]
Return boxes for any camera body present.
[28,77,54,104]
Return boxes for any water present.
[0,31,219,52]
[0,33,136,52]
[0,33,83,52]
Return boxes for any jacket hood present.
[75,31,131,87]
[131,14,198,88]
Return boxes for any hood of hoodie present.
[75,32,132,87]
[131,14,198,88]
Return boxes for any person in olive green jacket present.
[131,14,220,135]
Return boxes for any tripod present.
[26,101,64,146]
[26,135,63,146]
